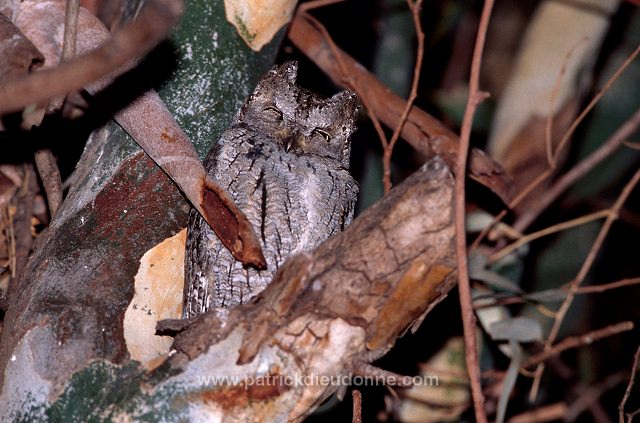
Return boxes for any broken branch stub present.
[10,0,266,268]
[114,90,266,269]
[162,157,457,420]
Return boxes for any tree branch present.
[288,10,512,204]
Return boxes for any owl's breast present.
[279,155,358,254]
[211,127,356,266]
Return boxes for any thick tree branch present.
[0,0,183,114]
[288,11,512,204]
[159,157,457,420]
[0,156,457,420]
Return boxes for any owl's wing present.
[184,128,284,315]
[294,163,358,251]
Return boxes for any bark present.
[288,11,513,204]
[0,0,283,416]
[1,157,456,421]
[0,1,458,420]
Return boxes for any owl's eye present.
[313,128,331,142]
[264,106,283,119]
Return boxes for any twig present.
[455,2,494,423]
[507,402,567,423]
[352,389,362,423]
[544,37,589,168]
[553,43,640,164]
[530,168,640,401]
[515,105,640,233]
[46,0,81,113]
[0,0,184,114]
[511,41,639,213]
[623,141,640,150]
[475,277,640,310]
[575,277,640,294]
[524,321,634,368]
[352,362,412,387]
[32,0,79,220]
[628,409,640,423]
[619,344,640,423]
[287,11,512,203]
[566,371,627,422]
[471,45,640,248]
[33,150,63,219]
[489,209,610,263]
[299,0,346,13]
[485,323,633,387]
[381,0,424,194]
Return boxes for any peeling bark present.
[0,0,284,415]
[158,157,457,421]
[1,156,456,421]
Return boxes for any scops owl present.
[183,61,360,318]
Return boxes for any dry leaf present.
[12,0,266,268]
[488,0,619,200]
[123,229,185,368]
[224,0,296,51]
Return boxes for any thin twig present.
[566,371,627,422]
[553,44,640,163]
[489,209,610,263]
[524,321,634,368]
[46,0,81,113]
[34,0,79,220]
[515,105,640,233]
[287,11,512,203]
[299,0,346,13]
[471,45,640,248]
[575,277,640,294]
[33,151,63,219]
[530,168,640,401]
[475,276,640,310]
[507,402,567,423]
[485,323,633,386]
[619,344,640,423]
[352,389,362,423]
[544,37,589,168]
[455,2,494,422]
[623,141,640,150]
[628,409,640,423]
[382,0,424,194]
[0,0,184,114]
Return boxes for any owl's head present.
[237,61,361,168]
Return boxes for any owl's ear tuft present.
[330,90,361,120]
[271,61,298,83]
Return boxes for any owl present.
[183,61,360,318]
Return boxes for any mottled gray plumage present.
[184,61,360,318]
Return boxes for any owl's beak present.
[284,133,306,153]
